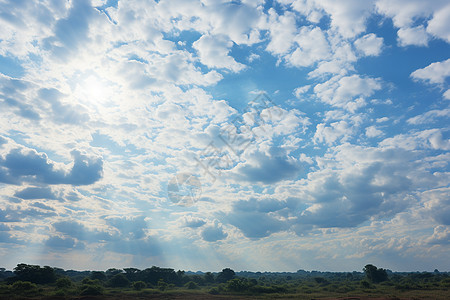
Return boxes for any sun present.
[79,74,109,104]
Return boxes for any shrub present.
[185,281,199,289]
[227,278,250,292]
[56,277,72,288]
[11,281,37,291]
[209,287,219,295]
[80,284,104,296]
[157,279,168,291]
[360,280,371,288]
[132,281,146,290]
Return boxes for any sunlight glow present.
[79,74,109,104]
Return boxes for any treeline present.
[0,263,449,298]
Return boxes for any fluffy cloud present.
[354,33,383,56]
[0,148,103,186]
[14,187,58,200]
[407,109,450,125]
[201,224,228,242]
[287,26,331,67]
[376,0,450,44]
[225,198,289,239]
[193,35,246,72]
[285,0,376,38]
[314,74,382,110]
[411,59,450,85]
[235,149,301,184]
[365,126,384,138]
[397,26,430,47]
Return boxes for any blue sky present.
[0,0,449,272]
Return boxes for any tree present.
[204,272,215,283]
[363,264,388,283]
[109,273,130,287]
[91,271,107,281]
[106,268,122,278]
[216,268,235,283]
[13,264,56,284]
[124,268,140,282]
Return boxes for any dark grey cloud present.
[45,236,79,250]
[30,202,55,211]
[0,231,22,244]
[201,224,227,242]
[53,220,112,242]
[0,76,40,120]
[0,148,103,186]
[14,186,58,200]
[237,150,301,184]
[226,198,289,239]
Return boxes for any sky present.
[0,0,449,273]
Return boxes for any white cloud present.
[376,0,450,44]
[366,125,383,138]
[407,109,450,125]
[287,26,331,67]
[380,129,450,151]
[265,9,298,55]
[247,53,260,62]
[314,121,353,145]
[314,74,382,109]
[397,26,429,47]
[444,89,450,100]
[287,0,324,23]
[354,33,384,56]
[411,58,450,84]
[294,85,311,99]
[311,0,376,38]
[426,4,450,42]
[376,117,389,123]
[193,34,246,72]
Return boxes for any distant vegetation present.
[1,264,449,299]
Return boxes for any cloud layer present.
[0,0,448,272]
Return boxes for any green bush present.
[227,278,251,292]
[80,284,104,296]
[157,279,168,291]
[11,280,37,291]
[209,287,219,294]
[360,280,371,288]
[56,277,72,288]
[132,280,146,290]
[185,281,199,289]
